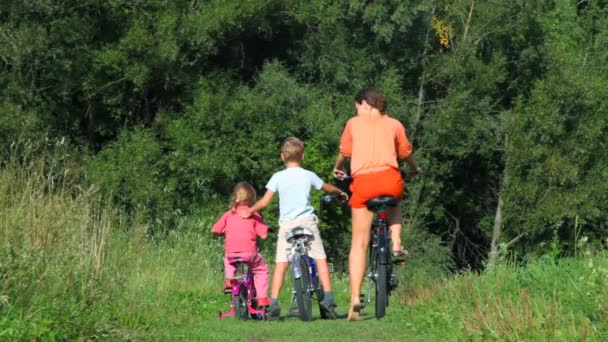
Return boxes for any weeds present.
[1,149,607,340]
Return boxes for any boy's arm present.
[252,213,269,240]
[322,183,349,201]
[242,190,275,218]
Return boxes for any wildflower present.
[0,295,8,306]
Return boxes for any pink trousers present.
[224,252,269,299]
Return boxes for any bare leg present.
[315,258,332,292]
[349,207,374,304]
[387,201,403,252]
[270,262,289,299]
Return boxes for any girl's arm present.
[211,212,228,234]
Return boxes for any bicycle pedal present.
[389,275,399,291]
[288,307,300,317]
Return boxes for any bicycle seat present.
[286,227,315,244]
[227,257,248,266]
[365,196,398,211]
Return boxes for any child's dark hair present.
[281,137,304,162]
[230,182,257,210]
[355,87,387,113]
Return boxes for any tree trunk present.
[410,27,431,141]
[463,0,476,42]
[488,130,510,266]
[488,192,504,266]
[86,104,96,151]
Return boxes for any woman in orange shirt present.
[333,88,420,321]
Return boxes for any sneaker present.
[257,297,270,307]
[267,302,281,320]
[222,280,232,293]
[319,300,338,319]
[392,246,408,265]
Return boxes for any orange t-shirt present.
[339,114,412,176]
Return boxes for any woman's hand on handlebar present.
[404,166,422,178]
[333,168,348,180]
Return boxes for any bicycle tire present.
[233,285,249,320]
[293,257,313,321]
[375,253,388,319]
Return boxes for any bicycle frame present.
[218,261,266,319]
[289,239,319,287]
[286,228,322,321]
[362,205,391,308]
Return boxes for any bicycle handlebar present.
[322,168,421,207]
[334,168,421,182]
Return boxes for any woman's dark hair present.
[355,87,387,113]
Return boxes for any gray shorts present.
[275,215,327,263]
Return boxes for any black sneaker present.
[319,300,338,319]
[268,302,281,321]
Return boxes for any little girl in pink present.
[212,182,270,307]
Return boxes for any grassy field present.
[1,159,607,341]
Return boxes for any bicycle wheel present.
[233,285,249,320]
[374,254,388,319]
[293,257,313,321]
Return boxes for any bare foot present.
[347,303,362,321]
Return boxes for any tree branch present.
[462,0,475,42]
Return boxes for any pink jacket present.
[212,204,268,254]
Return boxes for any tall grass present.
[2,143,607,340]
[396,255,608,340]
[0,146,223,339]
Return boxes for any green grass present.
[1,158,608,341]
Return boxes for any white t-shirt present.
[266,167,324,222]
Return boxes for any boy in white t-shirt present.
[243,137,348,320]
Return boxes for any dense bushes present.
[2,0,608,270]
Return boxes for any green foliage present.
[0,101,46,154]
[2,152,608,339]
[85,127,172,225]
[2,0,608,270]
[504,0,608,257]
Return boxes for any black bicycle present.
[321,193,399,319]
[364,195,399,319]
[321,169,416,319]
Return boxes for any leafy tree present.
[504,0,608,257]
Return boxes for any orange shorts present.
[349,168,403,209]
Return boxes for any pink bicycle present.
[218,257,267,320]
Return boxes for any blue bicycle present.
[285,227,324,321]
